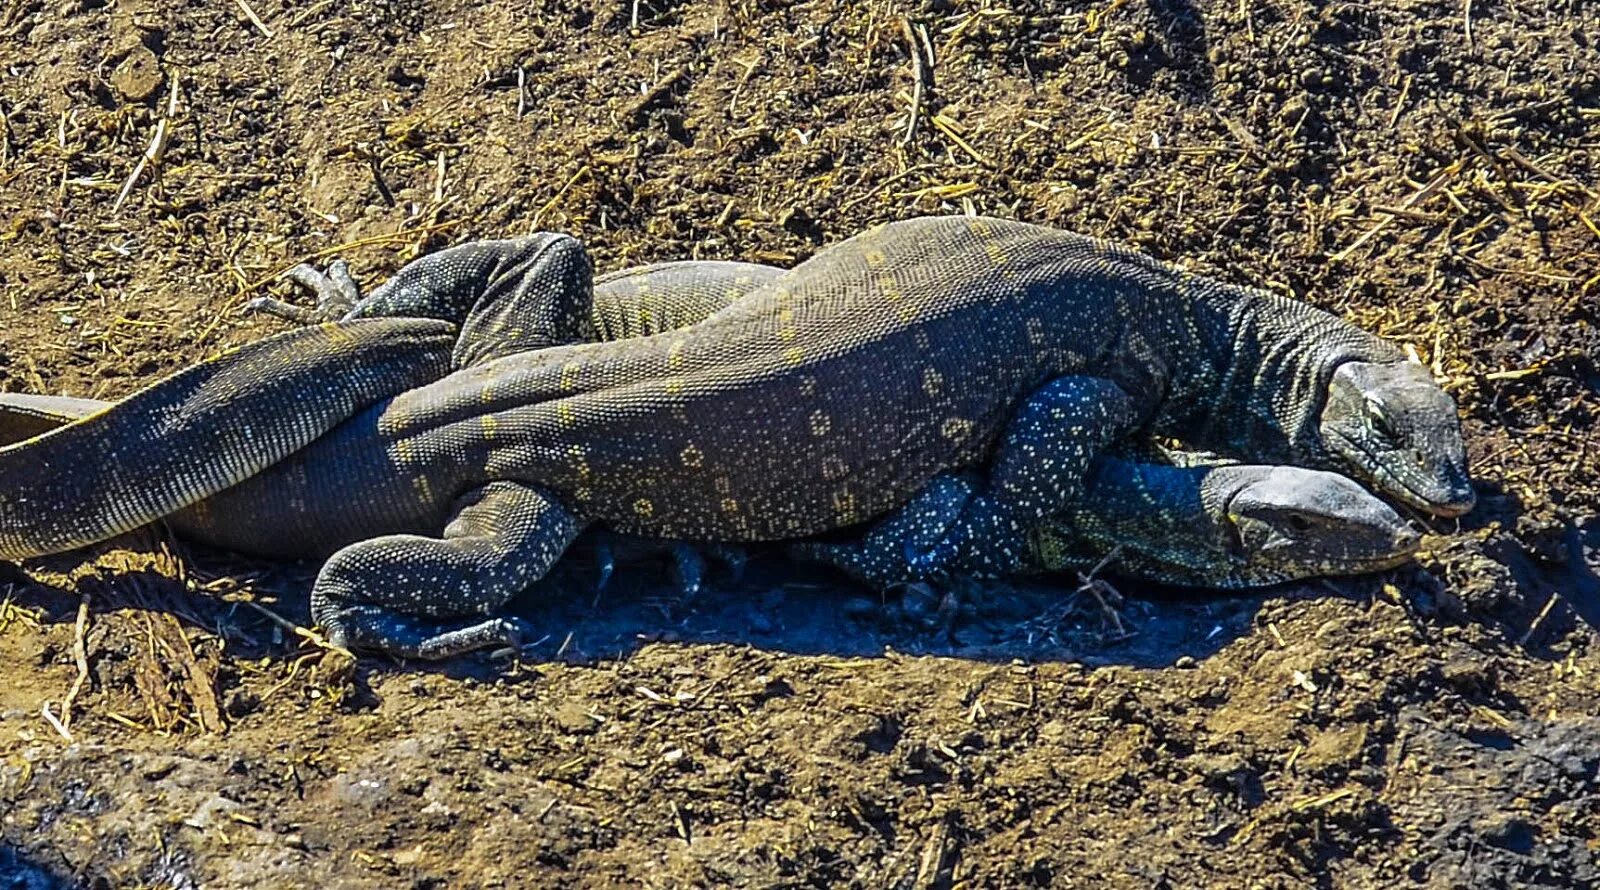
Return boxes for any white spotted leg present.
[310,481,582,659]
[905,375,1140,579]
[791,471,978,587]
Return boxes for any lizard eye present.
[1367,404,1396,441]
[1287,514,1313,533]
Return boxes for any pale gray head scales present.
[1318,360,1474,517]
[1201,463,1422,584]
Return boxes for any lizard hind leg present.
[311,482,582,660]
[244,234,598,369]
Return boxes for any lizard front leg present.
[250,234,597,367]
[789,472,978,587]
[904,375,1141,579]
[311,481,582,660]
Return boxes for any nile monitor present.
[0,217,1468,656]
[0,394,1419,595]
[275,255,1420,590]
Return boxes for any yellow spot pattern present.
[832,489,859,525]
[318,322,357,346]
[967,217,1009,269]
[865,247,914,322]
[821,455,848,482]
[568,444,592,481]
[633,498,654,518]
[941,416,974,441]
[681,444,704,468]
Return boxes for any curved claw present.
[324,259,361,307]
[243,295,326,325]
[322,608,533,661]
[411,616,532,661]
[268,260,363,324]
[669,542,706,599]
[594,537,616,592]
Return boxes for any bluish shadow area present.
[0,844,70,890]
[502,544,1367,668]
[9,532,1383,677]
[1562,518,1600,631]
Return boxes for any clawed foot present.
[323,606,534,660]
[591,534,746,599]
[246,259,363,324]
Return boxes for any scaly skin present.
[791,458,1419,589]
[0,397,1419,591]
[0,319,453,558]
[0,217,1468,656]
[0,264,1421,592]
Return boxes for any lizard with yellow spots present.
[0,217,1466,657]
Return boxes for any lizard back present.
[391,217,1182,539]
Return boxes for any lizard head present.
[1211,464,1421,583]
[1029,456,1420,589]
[1318,360,1474,517]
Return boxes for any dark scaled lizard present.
[0,218,1467,656]
[0,393,1419,596]
[0,254,1422,593]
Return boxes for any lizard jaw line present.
[1324,429,1455,515]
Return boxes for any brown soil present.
[2,0,1599,886]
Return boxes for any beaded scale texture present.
[0,217,1466,657]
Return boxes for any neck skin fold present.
[1150,281,1404,465]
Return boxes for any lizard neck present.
[1042,456,1238,587]
[1156,280,1405,465]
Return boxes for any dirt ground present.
[2,0,1599,886]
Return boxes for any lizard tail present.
[0,318,455,559]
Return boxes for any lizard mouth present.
[1324,429,1471,517]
